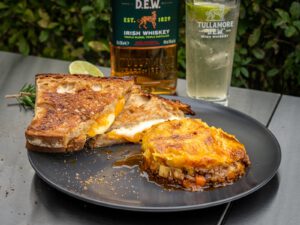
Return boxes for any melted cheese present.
[115,97,125,116]
[87,113,115,137]
[107,117,180,143]
[142,118,249,169]
[87,98,125,137]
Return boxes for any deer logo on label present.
[137,11,157,29]
[205,5,225,21]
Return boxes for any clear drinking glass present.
[185,0,240,105]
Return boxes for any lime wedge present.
[186,2,230,21]
[69,60,104,77]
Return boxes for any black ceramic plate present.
[27,96,281,212]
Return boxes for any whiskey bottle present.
[110,0,179,94]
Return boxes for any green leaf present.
[88,40,110,52]
[234,52,241,63]
[100,12,110,21]
[241,57,252,65]
[252,48,265,59]
[293,20,300,30]
[290,2,300,19]
[267,68,279,77]
[285,26,297,37]
[95,0,106,11]
[274,18,287,28]
[265,40,275,49]
[12,83,37,109]
[265,40,279,54]
[38,9,50,28]
[248,27,261,47]
[0,2,8,9]
[177,47,186,69]
[22,96,35,108]
[16,1,26,10]
[77,36,84,42]
[38,9,50,21]
[252,3,260,13]
[8,31,21,45]
[56,0,67,7]
[0,20,10,34]
[275,9,290,22]
[239,48,248,55]
[256,64,265,72]
[62,44,72,60]
[38,19,49,28]
[240,67,249,78]
[234,67,241,78]
[69,7,76,13]
[71,48,85,57]
[81,6,94,13]
[47,22,59,29]
[42,47,56,57]
[39,30,49,42]
[23,9,35,22]
[17,36,30,55]
[28,28,37,46]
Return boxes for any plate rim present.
[27,96,282,212]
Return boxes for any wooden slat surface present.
[223,95,299,225]
[0,51,281,225]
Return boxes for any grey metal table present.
[0,51,298,225]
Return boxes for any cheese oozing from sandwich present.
[106,116,180,143]
[87,98,125,137]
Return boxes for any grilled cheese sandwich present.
[89,86,194,148]
[25,74,134,153]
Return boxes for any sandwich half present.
[89,86,194,148]
[25,74,134,152]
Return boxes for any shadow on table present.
[224,174,280,223]
[30,174,225,225]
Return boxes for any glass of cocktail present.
[185,0,240,105]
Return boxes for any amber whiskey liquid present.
[111,44,177,94]
[111,0,179,95]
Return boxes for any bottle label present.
[186,2,238,39]
[197,21,235,39]
[112,0,179,47]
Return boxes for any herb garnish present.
[5,84,36,109]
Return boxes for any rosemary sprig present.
[5,83,36,109]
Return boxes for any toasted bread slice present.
[89,86,194,148]
[25,74,134,153]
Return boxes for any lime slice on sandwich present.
[69,60,104,77]
[186,2,231,21]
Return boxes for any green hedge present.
[1,0,299,96]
